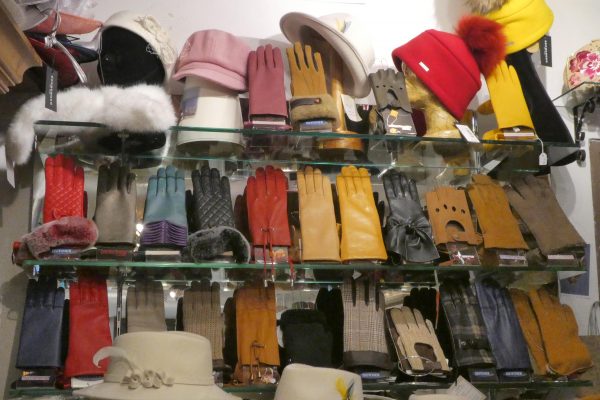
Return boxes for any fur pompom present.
[457,15,506,77]
[464,0,508,14]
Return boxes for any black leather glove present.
[383,171,438,263]
[440,279,496,369]
[16,277,65,369]
[191,166,235,230]
[475,277,531,371]
[280,309,333,368]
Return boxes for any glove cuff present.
[187,226,251,263]
[343,350,392,371]
[141,220,188,248]
[290,95,338,123]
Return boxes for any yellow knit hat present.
[485,0,554,54]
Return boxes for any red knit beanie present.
[392,16,506,120]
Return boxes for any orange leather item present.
[425,186,482,245]
[43,155,85,223]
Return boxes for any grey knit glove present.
[126,280,167,333]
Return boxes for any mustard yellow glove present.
[337,166,387,261]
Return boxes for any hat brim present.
[279,12,370,97]
[75,381,239,400]
[172,62,247,92]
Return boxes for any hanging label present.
[45,66,58,111]
[340,94,362,122]
[455,123,480,143]
[540,35,553,67]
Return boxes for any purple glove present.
[247,45,288,119]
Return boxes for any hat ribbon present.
[94,347,175,390]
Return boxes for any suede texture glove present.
[342,277,391,371]
[467,175,527,250]
[383,170,438,263]
[248,45,288,119]
[64,274,112,377]
[183,281,224,367]
[504,175,585,255]
[94,162,137,245]
[43,155,85,223]
[280,309,333,368]
[297,167,340,262]
[16,277,65,369]
[126,280,166,333]
[337,166,387,262]
[426,187,482,246]
[475,278,530,371]
[141,166,187,248]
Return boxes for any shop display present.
[279,309,333,367]
[126,280,167,333]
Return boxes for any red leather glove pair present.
[64,274,112,377]
[43,155,85,223]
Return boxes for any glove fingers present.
[295,42,308,70]
[166,166,177,193]
[382,172,396,202]
[61,155,74,188]
[156,168,167,194]
[407,178,419,204]
[200,165,211,195]
[97,164,109,194]
[390,171,403,198]
[255,167,267,198]
[211,282,220,308]
[107,162,119,191]
[200,279,212,306]
[117,164,129,191]
[358,167,372,196]
[304,166,315,194]
[265,44,276,69]
[256,45,266,68]
[275,168,288,194]
[247,49,258,75]
[45,156,56,188]
[297,169,307,198]
[220,176,231,203]
[272,45,283,69]
[210,168,221,195]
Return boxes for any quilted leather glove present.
[337,166,387,262]
[183,280,224,367]
[126,280,166,333]
[16,277,65,369]
[440,280,495,369]
[64,274,112,377]
[504,175,585,255]
[467,175,527,250]
[191,166,234,231]
[280,309,333,368]
[286,42,337,125]
[426,187,482,246]
[342,277,391,371]
[475,278,530,371]
[383,171,438,263]
[248,45,288,120]
[297,167,340,262]
[43,154,85,223]
[94,162,137,245]
[141,166,187,248]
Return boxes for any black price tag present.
[540,35,552,67]
[45,65,58,111]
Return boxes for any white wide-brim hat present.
[275,364,364,400]
[280,12,374,98]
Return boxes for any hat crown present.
[274,364,364,400]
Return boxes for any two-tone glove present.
[425,187,482,246]
[141,166,187,248]
[64,274,112,377]
[342,277,391,371]
[286,42,337,126]
[369,69,414,135]
[280,309,333,368]
[297,167,340,262]
[467,175,527,250]
[247,45,288,125]
[504,175,585,255]
[475,278,530,371]
[94,162,137,246]
[183,280,224,368]
[43,154,85,223]
[383,170,438,263]
[126,280,166,333]
[16,277,65,369]
[439,280,495,369]
[337,166,387,261]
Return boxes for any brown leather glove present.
[467,175,527,250]
[297,167,340,261]
[337,166,387,261]
[425,186,482,246]
[528,288,592,376]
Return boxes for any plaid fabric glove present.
[440,279,496,369]
[342,277,391,371]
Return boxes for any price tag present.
[340,94,362,122]
[455,123,480,143]
[540,35,553,67]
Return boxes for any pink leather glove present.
[247,45,288,119]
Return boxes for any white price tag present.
[548,254,575,261]
[6,156,15,188]
[447,376,486,400]
[455,123,480,143]
[352,270,362,280]
[500,254,527,261]
[539,152,548,166]
[340,94,362,122]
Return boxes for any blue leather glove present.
[16,277,65,369]
[141,166,188,247]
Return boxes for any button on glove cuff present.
[187,226,251,263]
[290,95,338,123]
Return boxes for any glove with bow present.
[383,171,438,263]
[43,154,85,223]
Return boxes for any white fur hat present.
[274,364,364,400]
[76,332,239,400]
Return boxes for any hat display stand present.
[176,75,244,158]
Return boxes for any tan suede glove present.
[297,167,340,261]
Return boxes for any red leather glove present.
[247,45,288,119]
[43,155,85,223]
[64,274,112,377]
[245,166,291,247]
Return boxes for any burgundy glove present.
[43,155,85,223]
[247,45,288,119]
[246,166,291,248]
[64,274,112,377]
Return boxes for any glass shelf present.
[553,81,600,107]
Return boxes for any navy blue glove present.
[16,277,65,369]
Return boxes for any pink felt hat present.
[173,30,250,92]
